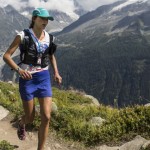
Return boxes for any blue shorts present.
[19,70,52,101]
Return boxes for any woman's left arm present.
[49,55,62,84]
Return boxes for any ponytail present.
[29,16,37,28]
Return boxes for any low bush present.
[0,140,15,150]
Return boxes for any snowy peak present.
[58,0,150,35]
[110,0,149,13]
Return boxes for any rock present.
[7,81,16,87]
[119,136,147,150]
[141,141,150,149]
[96,135,150,150]
[8,90,14,95]
[51,101,58,113]
[144,103,150,107]
[97,145,119,150]
[0,105,9,120]
[90,117,105,126]
[84,94,100,106]
[119,135,147,150]
[7,81,13,84]
[54,143,62,149]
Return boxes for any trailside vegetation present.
[0,81,150,147]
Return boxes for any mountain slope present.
[54,0,150,107]
[56,0,125,34]
[1,0,150,107]
[0,5,29,51]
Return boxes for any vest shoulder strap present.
[19,29,32,63]
[48,34,57,55]
[49,34,53,46]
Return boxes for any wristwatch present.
[16,67,21,73]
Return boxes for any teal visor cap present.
[32,8,54,21]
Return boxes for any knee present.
[41,113,51,124]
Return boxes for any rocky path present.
[0,114,87,150]
[0,118,37,150]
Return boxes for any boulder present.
[90,117,105,126]
[141,141,150,150]
[119,135,147,150]
[51,101,58,113]
[144,103,150,107]
[96,135,150,150]
[84,94,100,106]
[0,105,9,120]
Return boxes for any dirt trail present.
[0,119,38,150]
[0,115,89,150]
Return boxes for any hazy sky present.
[2,0,150,15]
[79,0,119,10]
[0,0,119,11]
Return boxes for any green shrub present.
[0,140,15,150]
[51,99,150,145]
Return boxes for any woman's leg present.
[20,99,35,125]
[18,99,35,140]
[37,97,52,150]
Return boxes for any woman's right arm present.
[3,35,32,79]
[3,35,22,71]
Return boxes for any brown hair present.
[29,16,37,28]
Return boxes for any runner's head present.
[29,8,54,28]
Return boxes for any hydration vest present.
[19,29,57,68]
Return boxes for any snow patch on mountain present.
[110,0,148,13]
[127,10,146,16]
[106,27,128,36]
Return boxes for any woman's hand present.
[54,73,62,85]
[17,68,32,80]
[49,55,62,84]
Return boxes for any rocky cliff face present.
[0,5,29,52]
